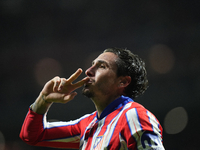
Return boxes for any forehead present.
[95,52,118,65]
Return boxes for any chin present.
[82,88,94,98]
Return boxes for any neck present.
[91,94,120,118]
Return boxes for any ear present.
[118,76,131,88]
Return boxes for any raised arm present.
[20,68,89,147]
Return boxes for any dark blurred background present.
[0,0,199,149]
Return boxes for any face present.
[82,52,121,99]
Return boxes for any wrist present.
[31,93,53,114]
[41,94,52,104]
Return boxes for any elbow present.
[19,131,39,146]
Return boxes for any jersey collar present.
[97,95,134,120]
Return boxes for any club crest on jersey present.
[93,135,104,149]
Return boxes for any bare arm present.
[32,68,89,114]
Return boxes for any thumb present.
[63,92,77,103]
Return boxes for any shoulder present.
[120,102,164,149]
[125,101,152,117]
[124,102,162,133]
[123,101,147,116]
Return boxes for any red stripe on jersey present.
[98,106,123,136]
[131,102,158,132]
[104,104,131,150]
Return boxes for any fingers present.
[67,68,83,83]
[52,76,61,92]
[63,92,77,103]
[44,92,78,104]
[57,78,66,91]
[41,68,88,104]
[52,68,88,93]
[58,76,89,92]
[72,77,90,90]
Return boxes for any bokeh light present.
[149,44,175,74]
[35,58,62,86]
[164,107,188,134]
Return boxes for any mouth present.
[84,78,94,87]
[87,78,94,83]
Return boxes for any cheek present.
[96,72,117,86]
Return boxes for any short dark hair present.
[104,47,148,99]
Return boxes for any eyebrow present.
[92,60,109,66]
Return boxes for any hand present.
[40,68,89,104]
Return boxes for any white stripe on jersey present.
[80,117,98,149]
[100,103,132,150]
[146,111,162,140]
[90,118,106,150]
[126,107,143,141]
[44,113,95,129]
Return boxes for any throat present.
[92,95,121,119]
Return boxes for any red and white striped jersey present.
[20,96,165,150]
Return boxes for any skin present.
[83,52,131,116]
[31,68,90,114]
[32,52,131,117]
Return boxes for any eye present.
[99,64,106,68]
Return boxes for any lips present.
[84,78,94,87]
[87,78,94,83]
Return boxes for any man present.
[20,48,165,149]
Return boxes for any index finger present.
[67,68,83,83]
[72,77,90,90]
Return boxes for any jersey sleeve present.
[19,108,86,149]
[122,104,165,150]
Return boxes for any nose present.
[85,66,95,77]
